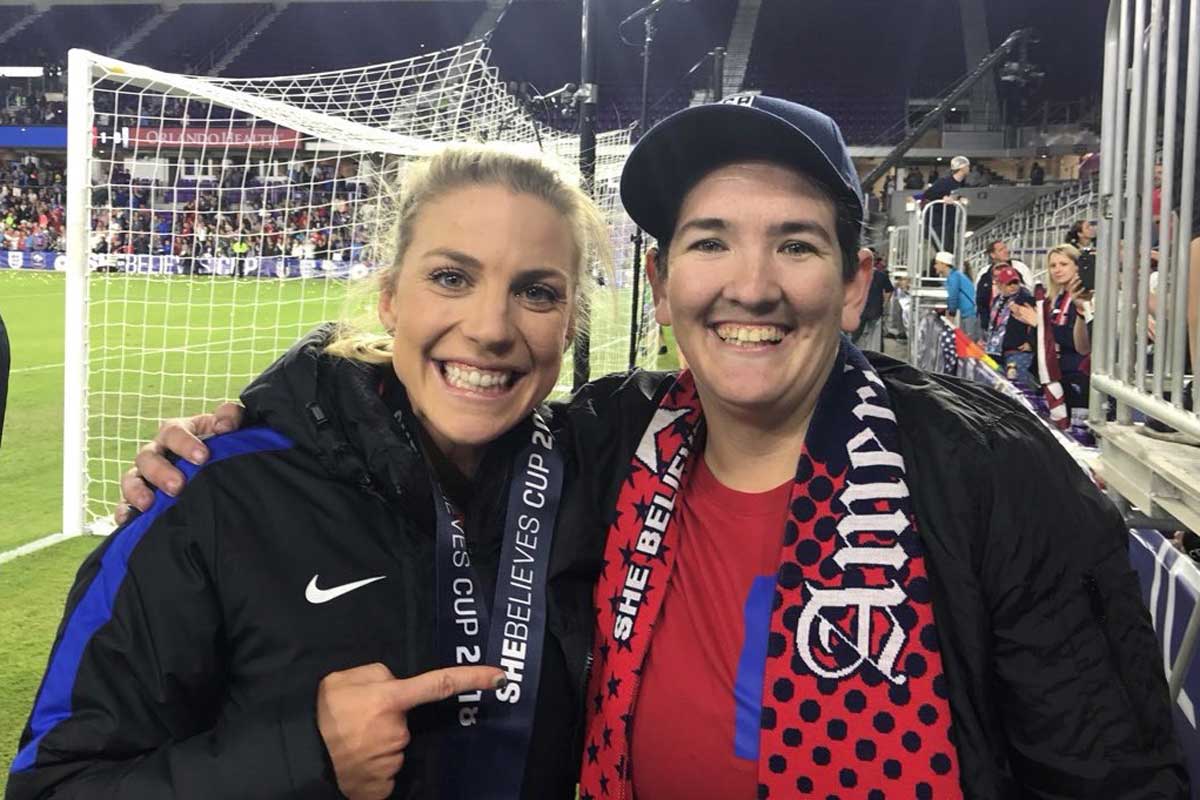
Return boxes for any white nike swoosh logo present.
[305,574,387,604]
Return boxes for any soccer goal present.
[63,43,652,536]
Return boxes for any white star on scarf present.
[634,407,690,474]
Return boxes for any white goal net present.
[65,42,654,534]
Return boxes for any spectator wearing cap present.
[985,264,1039,390]
[975,239,1033,331]
[932,251,979,340]
[923,155,970,249]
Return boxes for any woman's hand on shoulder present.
[317,663,506,800]
[115,402,245,524]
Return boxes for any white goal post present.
[63,45,649,537]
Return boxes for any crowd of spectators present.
[898,159,1050,194]
[2,82,250,132]
[931,232,1094,420]
[88,160,371,262]
[0,157,65,253]
[0,94,64,126]
[93,91,221,134]
[0,79,65,126]
[0,150,373,261]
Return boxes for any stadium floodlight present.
[63,46,644,536]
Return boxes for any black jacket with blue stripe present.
[5,331,654,799]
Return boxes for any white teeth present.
[714,323,786,346]
[442,362,513,392]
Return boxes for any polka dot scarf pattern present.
[579,340,962,799]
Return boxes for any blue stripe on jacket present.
[11,427,294,774]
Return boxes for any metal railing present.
[1090,0,1198,435]
[901,199,967,363]
[1018,98,1100,128]
[962,176,1099,285]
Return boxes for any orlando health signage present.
[93,126,302,149]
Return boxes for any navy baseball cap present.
[620,95,866,243]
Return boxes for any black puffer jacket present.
[6,328,642,800]
[567,354,1189,799]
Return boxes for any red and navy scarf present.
[579,341,962,799]
[1034,285,1070,430]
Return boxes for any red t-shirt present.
[630,457,791,799]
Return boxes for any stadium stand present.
[120,3,271,73]
[908,2,967,99]
[2,4,155,68]
[742,0,909,143]
[219,1,484,77]
[0,156,64,254]
[88,158,367,263]
[0,84,63,125]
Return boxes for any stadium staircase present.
[960,176,1097,280]
[111,6,180,60]
[207,2,290,77]
[721,0,761,97]
[0,6,47,46]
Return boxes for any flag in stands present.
[952,328,1000,372]
[938,323,958,375]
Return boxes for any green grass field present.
[0,536,99,794]
[0,268,667,789]
[1,273,67,552]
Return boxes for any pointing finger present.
[388,666,507,711]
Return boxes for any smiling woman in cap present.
[579,94,1183,799]
[118,96,1185,799]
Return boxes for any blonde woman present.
[1044,243,1093,408]
[9,145,617,800]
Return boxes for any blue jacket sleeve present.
[5,481,336,800]
[945,273,961,313]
